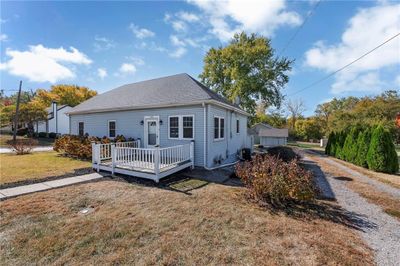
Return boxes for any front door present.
[144,117,159,147]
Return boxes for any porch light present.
[140,120,144,125]
[160,120,163,125]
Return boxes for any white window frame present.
[168,115,195,140]
[78,121,84,136]
[236,119,240,134]
[108,120,116,138]
[214,116,225,141]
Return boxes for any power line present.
[289,32,400,96]
[277,0,322,57]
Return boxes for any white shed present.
[250,123,288,147]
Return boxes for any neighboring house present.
[67,73,251,170]
[35,102,72,135]
[250,123,288,146]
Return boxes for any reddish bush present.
[235,155,316,206]
[10,139,38,155]
[54,134,99,159]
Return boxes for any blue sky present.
[1,0,399,116]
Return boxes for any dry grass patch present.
[308,154,400,221]
[0,180,373,265]
[0,151,91,185]
[0,134,54,148]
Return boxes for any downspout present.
[202,102,207,168]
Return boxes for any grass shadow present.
[265,200,377,232]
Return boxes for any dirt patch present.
[0,180,373,265]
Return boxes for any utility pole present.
[12,81,22,142]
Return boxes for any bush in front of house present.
[38,132,47,138]
[10,139,38,155]
[235,155,316,206]
[54,134,100,159]
[48,132,57,138]
[266,146,300,162]
[367,125,399,174]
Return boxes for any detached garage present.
[250,123,288,147]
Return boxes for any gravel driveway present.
[303,153,400,266]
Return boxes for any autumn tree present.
[200,32,292,115]
[35,84,97,107]
[286,98,306,130]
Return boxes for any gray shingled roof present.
[68,73,243,115]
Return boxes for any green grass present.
[287,141,324,150]
[0,134,54,148]
[0,151,91,185]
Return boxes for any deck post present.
[154,147,160,183]
[91,141,96,166]
[111,144,116,175]
[190,140,195,169]
[137,138,141,148]
[96,144,100,172]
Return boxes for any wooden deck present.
[92,141,194,182]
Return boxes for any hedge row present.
[53,134,135,160]
[325,125,398,174]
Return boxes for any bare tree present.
[285,98,306,129]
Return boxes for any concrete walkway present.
[0,173,104,199]
[0,146,54,153]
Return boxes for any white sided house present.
[67,73,251,182]
[35,101,72,135]
[250,123,288,146]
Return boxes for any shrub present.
[266,146,299,162]
[325,132,335,155]
[10,139,38,155]
[334,131,347,159]
[54,134,99,159]
[38,132,47,138]
[367,125,399,174]
[235,155,316,206]
[342,127,362,163]
[48,132,57,138]
[355,128,371,168]
[16,127,28,136]
[114,135,126,142]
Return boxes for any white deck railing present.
[92,141,194,179]
[94,140,141,162]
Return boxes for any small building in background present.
[35,101,72,135]
[249,123,288,147]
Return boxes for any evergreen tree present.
[355,128,371,168]
[342,126,362,163]
[325,132,334,155]
[367,125,399,173]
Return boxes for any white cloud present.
[0,34,8,41]
[119,63,136,74]
[169,47,187,58]
[177,11,200,23]
[93,36,116,51]
[304,3,400,94]
[396,75,400,86]
[170,35,186,47]
[172,20,187,32]
[129,23,155,39]
[188,0,301,42]
[97,68,107,79]
[0,44,92,83]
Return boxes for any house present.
[250,123,288,147]
[35,101,72,135]
[67,73,251,181]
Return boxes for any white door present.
[144,117,159,147]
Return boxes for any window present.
[214,116,225,140]
[169,116,179,138]
[169,115,194,139]
[183,116,193,138]
[108,121,116,138]
[78,122,84,136]
[236,119,240,134]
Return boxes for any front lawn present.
[287,141,324,151]
[0,180,373,265]
[0,134,54,148]
[0,151,91,185]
